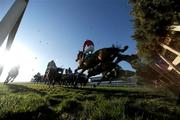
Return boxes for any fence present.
[158,25,180,75]
[150,25,180,94]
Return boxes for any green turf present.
[0,83,179,120]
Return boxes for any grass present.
[0,83,179,120]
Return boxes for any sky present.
[0,0,137,82]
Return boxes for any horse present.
[4,66,20,84]
[61,73,76,87]
[45,67,63,87]
[87,62,118,77]
[75,46,128,75]
[87,62,119,85]
[33,72,44,83]
[74,73,88,87]
[87,54,138,85]
[34,75,43,83]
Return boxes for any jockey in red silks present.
[83,39,95,59]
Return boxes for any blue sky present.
[0,0,136,81]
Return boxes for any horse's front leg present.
[97,80,101,86]
[52,80,56,88]
[7,76,13,83]
[48,80,51,88]
[114,54,122,64]
[109,78,112,85]
[80,69,86,74]
[10,78,15,83]
[4,76,10,84]
[75,66,81,73]
[11,76,17,82]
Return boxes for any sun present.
[0,41,38,82]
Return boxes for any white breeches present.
[84,45,94,54]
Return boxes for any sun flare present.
[0,41,38,82]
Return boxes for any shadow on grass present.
[5,84,46,96]
[1,106,58,120]
[125,100,180,120]
[69,87,136,93]
[69,87,166,100]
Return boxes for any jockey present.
[83,39,94,59]
[68,67,72,74]
[46,60,57,73]
[65,67,72,75]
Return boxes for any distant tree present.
[129,0,180,63]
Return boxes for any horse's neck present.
[78,58,84,65]
[81,53,85,59]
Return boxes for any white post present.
[168,56,180,71]
[171,25,180,32]
[159,54,180,75]
[0,0,29,50]
[160,43,180,73]
[160,43,180,57]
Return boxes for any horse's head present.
[111,44,128,53]
[76,51,84,62]
[118,45,128,53]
